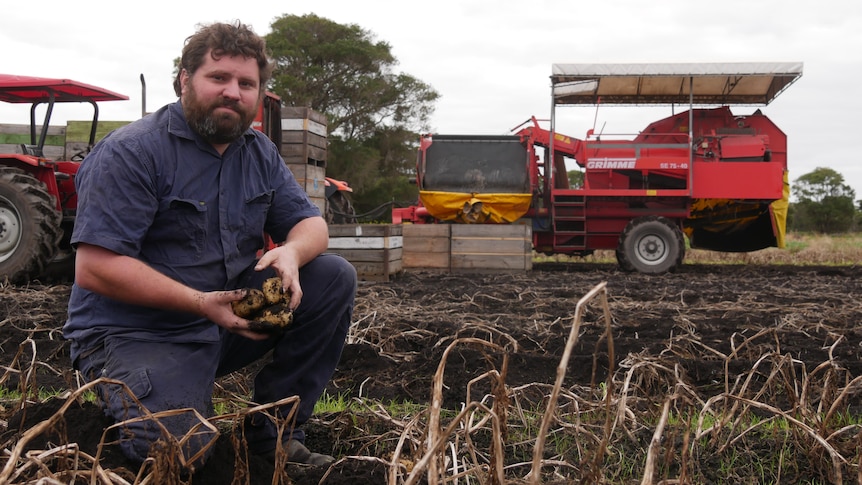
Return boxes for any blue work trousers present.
[74,253,356,467]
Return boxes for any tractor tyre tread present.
[0,167,63,283]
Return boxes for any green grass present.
[312,390,438,418]
[313,390,354,414]
[0,387,97,405]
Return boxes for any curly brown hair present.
[172,21,273,96]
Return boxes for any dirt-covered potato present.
[259,304,294,327]
[248,304,293,334]
[261,277,285,305]
[231,288,266,318]
[233,278,293,334]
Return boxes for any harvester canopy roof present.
[550,62,803,106]
[0,74,128,103]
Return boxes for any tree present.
[790,167,856,233]
[567,169,584,189]
[264,14,439,218]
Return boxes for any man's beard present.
[183,84,258,144]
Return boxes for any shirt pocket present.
[241,190,273,244]
[146,196,208,263]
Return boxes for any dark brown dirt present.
[1,261,861,484]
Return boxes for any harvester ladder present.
[550,191,586,250]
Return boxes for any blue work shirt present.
[63,101,321,359]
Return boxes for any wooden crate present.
[327,224,403,281]
[0,123,65,159]
[282,106,327,126]
[1,120,127,160]
[450,224,532,273]
[65,120,129,158]
[402,224,451,270]
[308,196,326,218]
[286,162,326,198]
[281,144,327,166]
[0,124,66,160]
[280,106,327,167]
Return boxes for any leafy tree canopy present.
[790,167,857,233]
[793,166,855,202]
[264,14,439,216]
[567,169,584,189]
[265,14,439,138]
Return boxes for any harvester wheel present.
[0,167,62,283]
[616,216,685,274]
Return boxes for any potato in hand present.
[232,277,293,334]
[230,288,266,318]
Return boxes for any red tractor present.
[394,62,803,273]
[0,75,353,282]
[0,74,128,282]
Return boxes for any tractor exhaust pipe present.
[140,73,146,118]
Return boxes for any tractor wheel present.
[327,191,357,224]
[0,167,62,283]
[616,216,685,274]
[39,243,77,283]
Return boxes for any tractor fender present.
[0,155,61,212]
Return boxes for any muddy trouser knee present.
[218,253,357,454]
[75,338,220,468]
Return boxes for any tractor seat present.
[20,144,44,157]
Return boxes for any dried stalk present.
[528,281,610,485]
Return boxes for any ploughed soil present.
[1,261,861,484]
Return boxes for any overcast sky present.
[2,0,860,198]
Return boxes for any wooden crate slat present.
[280,143,327,163]
[327,224,403,281]
[281,106,327,126]
[402,224,451,271]
[327,247,403,263]
[403,252,449,269]
[282,130,327,149]
[402,223,532,273]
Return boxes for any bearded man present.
[63,21,356,471]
